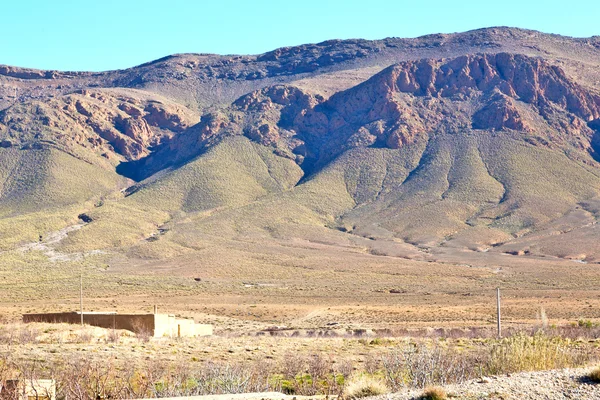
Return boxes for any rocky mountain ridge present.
[3,27,600,111]
[3,27,600,266]
[118,52,600,180]
[0,88,197,164]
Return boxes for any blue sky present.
[2,0,598,72]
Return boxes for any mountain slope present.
[3,28,600,270]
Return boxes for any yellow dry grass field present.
[1,322,599,399]
[2,229,600,335]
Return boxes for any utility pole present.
[496,287,501,338]
[80,272,84,326]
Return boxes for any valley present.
[1,27,600,335]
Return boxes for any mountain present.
[2,26,600,273]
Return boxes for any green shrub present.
[578,319,594,329]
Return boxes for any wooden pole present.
[80,272,84,326]
[496,287,501,338]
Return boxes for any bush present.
[381,343,479,390]
[487,332,589,375]
[588,366,600,383]
[0,329,596,399]
[107,328,121,343]
[343,374,389,399]
[578,319,594,329]
[420,386,447,400]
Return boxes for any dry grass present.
[420,386,447,400]
[0,322,134,345]
[486,332,593,375]
[588,366,600,383]
[343,374,389,399]
[0,324,597,399]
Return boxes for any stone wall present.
[22,312,212,338]
[23,312,155,334]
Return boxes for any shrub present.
[343,374,389,399]
[588,366,600,383]
[107,328,121,343]
[281,352,305,379]
[131,320,152,342]
[578,319,594,329]
[420,386,447,400]
[77,327,94,344]
[381,343,479,390]
[487,332,590,375]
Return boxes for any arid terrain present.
[4,25,600,398]
[0,28,600,332]
[2,322,600,399]
[1,28,600,337]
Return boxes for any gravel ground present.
[376,367,600,400]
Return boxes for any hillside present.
[2,27,600,327]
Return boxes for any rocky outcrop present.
[0,89,197,163]
[132,86,325,176]
[29,51,599,180]
[387,53,600,120]
[320,52,600,133]
[0,65,84,80]
[175,53,600,172]
[143,102,191,132]
[255,39,379,76]
[472,93,532,131]
[122,53,600,180]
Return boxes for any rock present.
[78,213,93,223]
[137,53,600,177]
[114,115,152,143]
[387,367,600,400]
[472,93,532,131]
[118,103,143,117]
[246,123,280,146]
[0,89,197,163]
[143,102,191,132]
